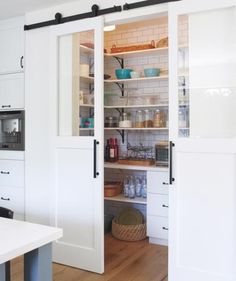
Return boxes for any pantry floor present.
[11,234,168,281]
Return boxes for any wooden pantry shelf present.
[104,162,168,172]
[104,194,147,205]
[105,47,168,57]
[104,104,168,109]
[80,45,94,54]
[79,45,168,57]
[104,75,168,83]
[80,75,94,83]
[104,127,168,131]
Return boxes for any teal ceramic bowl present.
[115,69,133,79]
[144,68,161,77]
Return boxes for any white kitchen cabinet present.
[0,186,25,219]
[0,159,24,188]
[147,216,168,240]
[147,171,169,246]
[0,17,24,74]
[0,73,24,110]
[147,171,169,195]
[147,194,169,217]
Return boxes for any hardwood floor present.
[11,234,168,281]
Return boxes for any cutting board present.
[117,159,155,166]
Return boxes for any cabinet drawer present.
[0,160,24,187]
[0,186,24,215]
[147,194,169,217]
[147,171,169,194]
[147,216,168,240]
[0,73,24,110]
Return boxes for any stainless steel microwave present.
[0,111,24,151]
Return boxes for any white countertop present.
[0,218,62,264]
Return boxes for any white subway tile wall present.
[104,18,169,160]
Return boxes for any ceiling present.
[0,0,73,20]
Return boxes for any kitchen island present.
[0,218,62,281]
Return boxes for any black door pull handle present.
[169,141,175,185]
[94,140,99,178]
[162,227,169,231]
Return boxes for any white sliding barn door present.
[169,1,236,281]
[50,17,104,273]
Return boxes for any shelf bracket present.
[114,56,124,68]
[115,82,125,96]
[116,129,125,143]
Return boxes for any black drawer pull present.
[1,197,10,201]
[162,204,169,208]
[162,182,169,185]
[0,171,10,175]
[2,105,11,108]
[162,227,168,231]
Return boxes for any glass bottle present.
[123,176,130,198]
[128,176,135,199]
[141,176,147,198]
[135,177,142,197]
[109,138,116,162]
[135,110,143,128]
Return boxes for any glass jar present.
[153,109,161,128]
[135,110,143,128]
[128,176,135,199]
[119,112,132,128]
[143,109,153,128]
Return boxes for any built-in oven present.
[0,111,24,151]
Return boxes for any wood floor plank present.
[11,234,168,281]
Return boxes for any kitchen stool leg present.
[5,261,10,281]
[0,263,6,281]
[24,243,52,281]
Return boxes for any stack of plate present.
[112,208,146,241]
[116,208,144,225]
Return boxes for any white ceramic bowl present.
[130,71,141,79]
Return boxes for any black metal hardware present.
[162,204,169,208]
[169,141,175,185]
[116,129,125,144]
[162,182,168,185]
[0,171,10,175]
[20,56,24,69]
[24,5,122,31]
[94,140,99,178]
[2,105,11,109]
[114,57,124,68]
[55,13,62,24]
[1,197,10,201]
[162,226,169,231]
[92,5,99,17]
[123,0,181,11]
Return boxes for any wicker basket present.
[111,40,155,53]
[112,219,146,241]
[104,182,122,197]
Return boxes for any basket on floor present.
[112,219,146,241]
